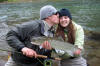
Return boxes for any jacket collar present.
[39,20,55,37]
[38,20,45,35]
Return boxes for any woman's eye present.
[65,16,68,19]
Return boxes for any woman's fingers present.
[74,49,81,55]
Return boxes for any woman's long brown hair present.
[56,20,75,44]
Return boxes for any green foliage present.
[0,0,7,2]
[0,0,17,2]
[8,0,17,2]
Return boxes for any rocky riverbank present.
[84,30,100,66]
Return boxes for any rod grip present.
[37,55,47,58]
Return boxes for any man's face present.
[48,13,59,25]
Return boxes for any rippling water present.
[0,0,100,32]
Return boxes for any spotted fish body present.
[31,37,81,60]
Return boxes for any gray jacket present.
[6,20,53,66]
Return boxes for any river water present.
[0,0,100,66]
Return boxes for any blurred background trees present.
[0,0,7,2]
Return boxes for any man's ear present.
[47,16,51,19]
[56,13,59,16]
[46,16,51,20]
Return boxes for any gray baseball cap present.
[40,5,57,20]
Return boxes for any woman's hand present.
[74,48,81,56]
[21,47,37,58]
[41,41,52,50]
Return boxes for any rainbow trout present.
[31,37,82,60]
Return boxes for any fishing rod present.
[0,48,61,61]
[0,48,61,66]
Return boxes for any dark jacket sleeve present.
[6,21,52,64]
[6,30,25,51]
[6,22,36,51]
[6,21,52,57]
[6,21,41,52]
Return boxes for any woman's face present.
[59,16,70,27]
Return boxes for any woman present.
[56,8,87,66]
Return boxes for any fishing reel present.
[44,59,52,66]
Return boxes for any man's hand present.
[21,47,37,58]
[41,41,52,50]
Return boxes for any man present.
[5,5,59,66]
